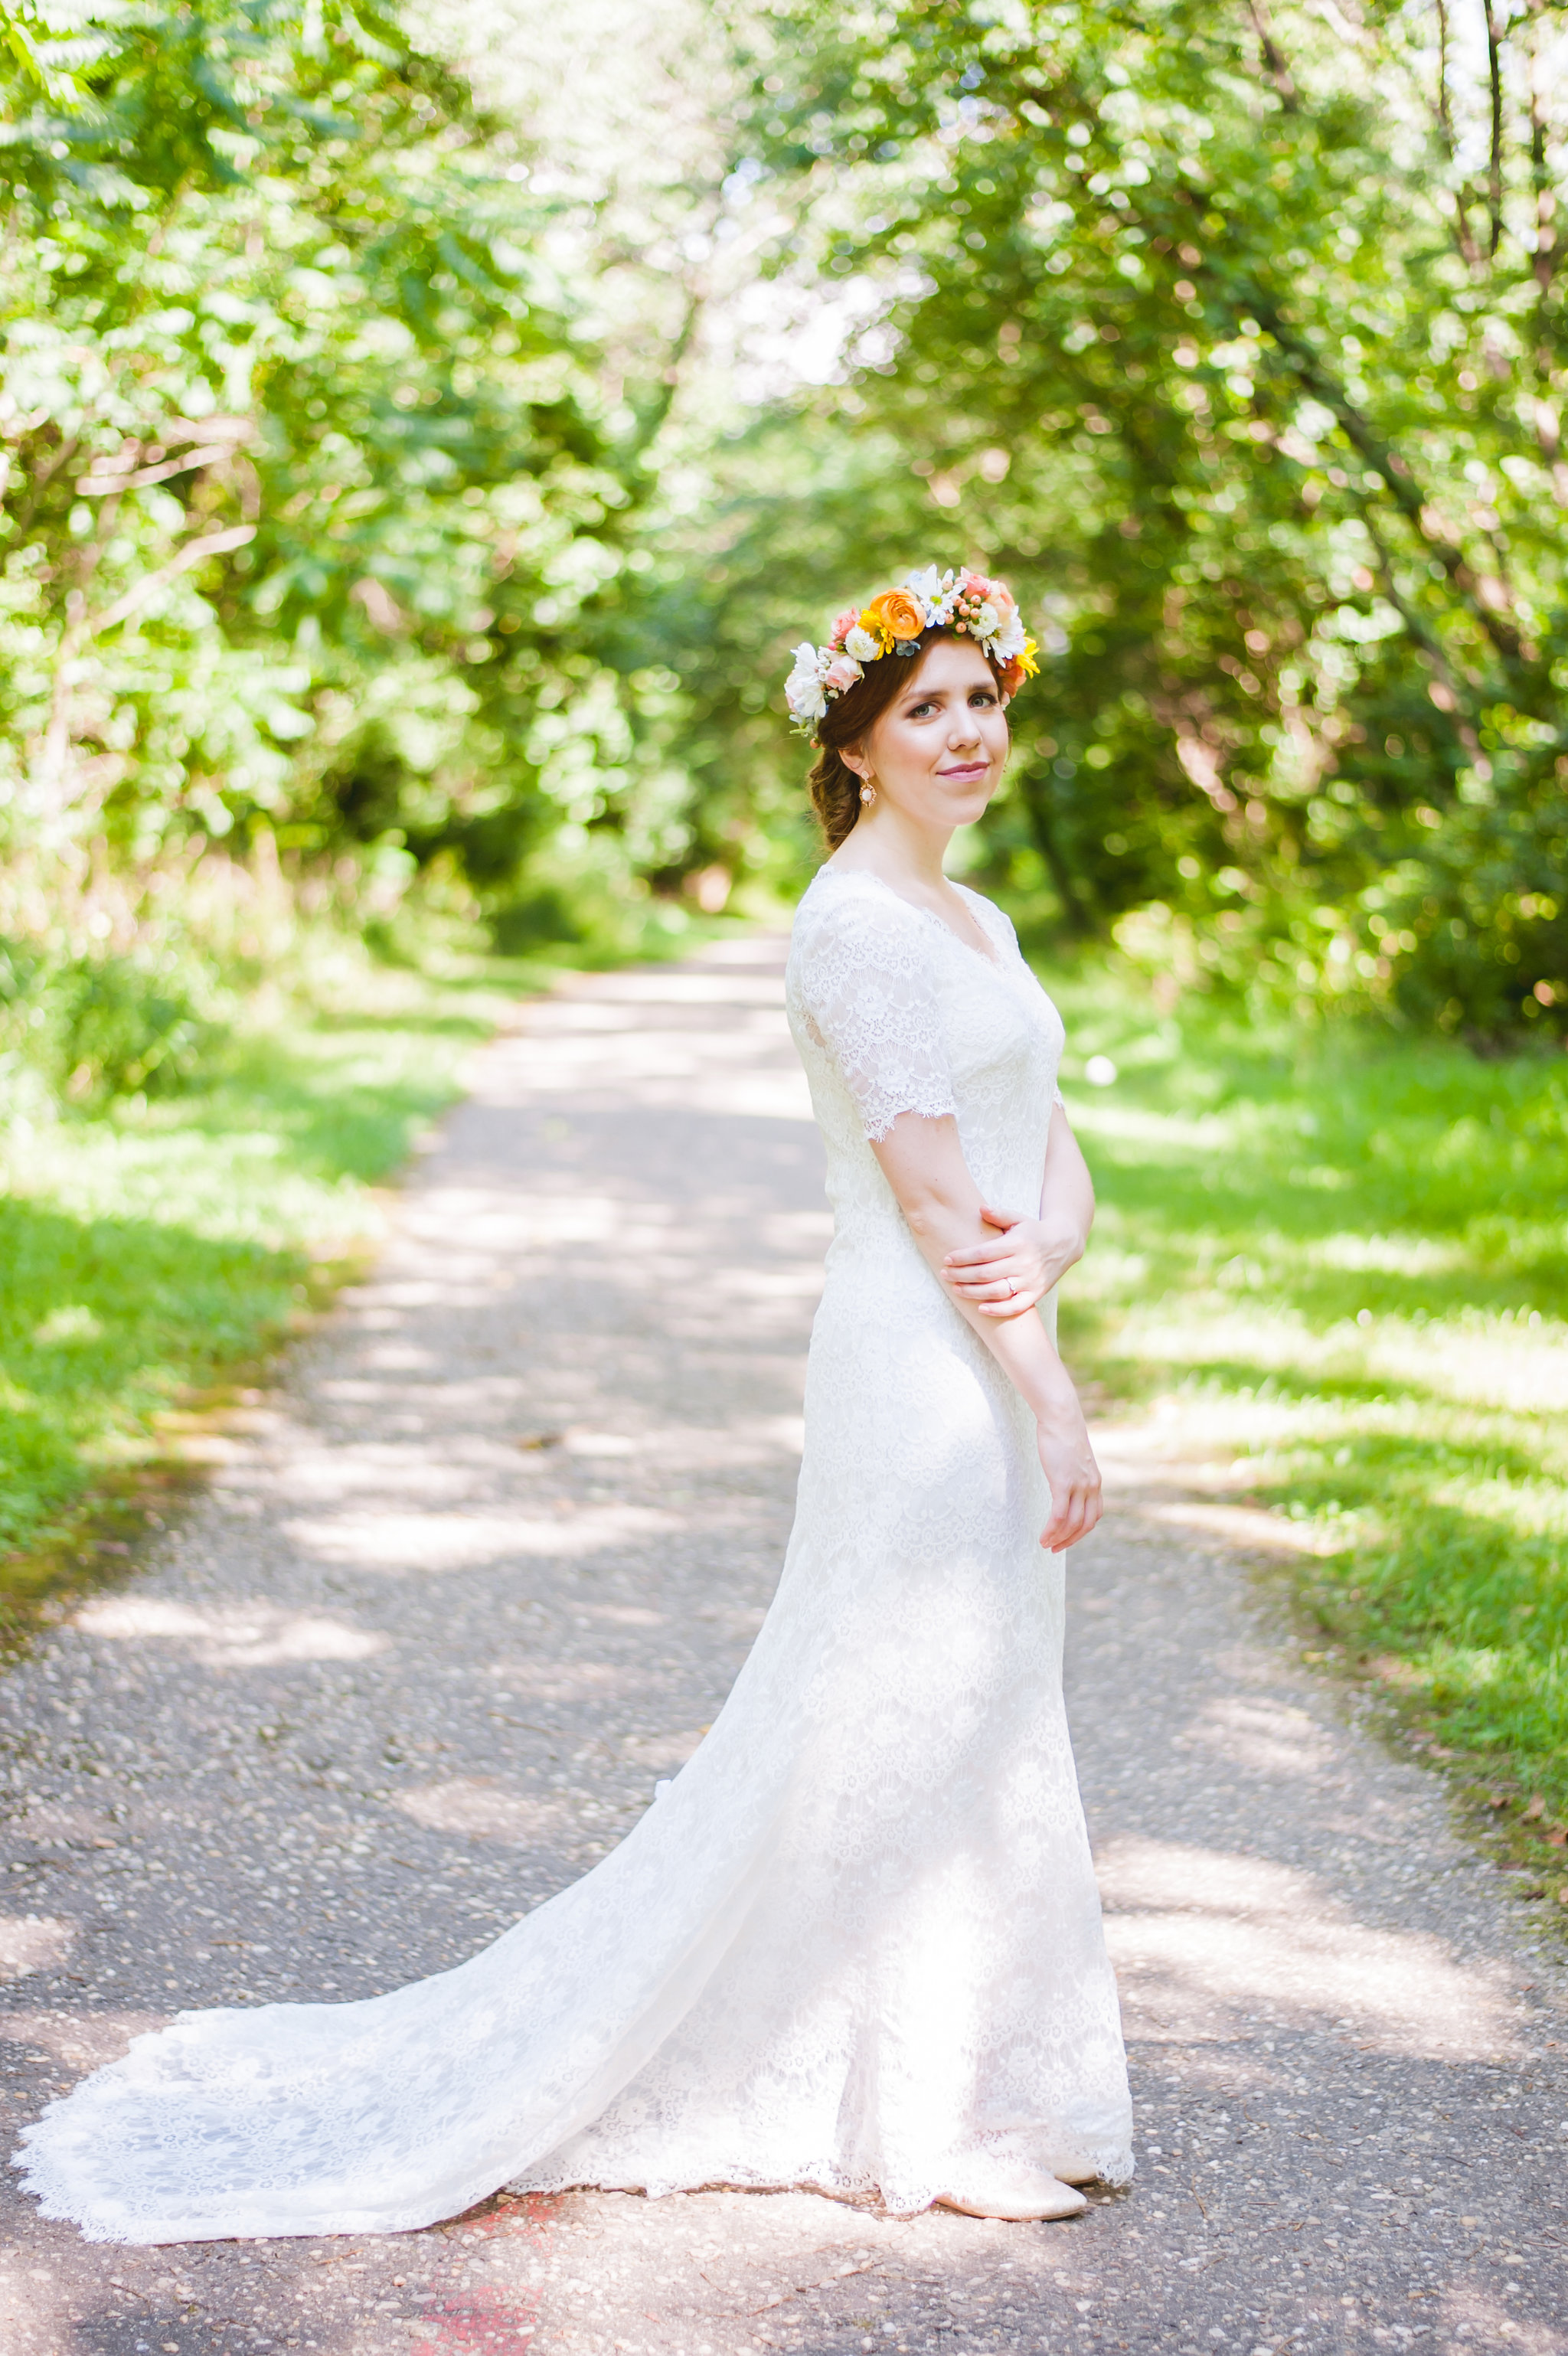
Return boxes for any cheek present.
[883,721,930,772]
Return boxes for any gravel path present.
[2,935,1564,2356]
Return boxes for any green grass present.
[7,910,1564,1865]
[0,884,750,1626]
[1044,962,1568,1848]
[0,960,530,1594]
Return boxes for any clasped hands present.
[940,1204,1086,1319]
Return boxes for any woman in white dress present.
[17,564,1133,2243]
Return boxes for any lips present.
[939,761,989,779]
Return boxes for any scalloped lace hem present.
[12,2137,1135,2243]
[512,2143,1136,2217]
[12,2177,465,2246]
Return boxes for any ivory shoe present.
[934,2165,1089,2222]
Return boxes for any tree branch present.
[1435,0,1455,154]
[1430,0,1483,267]
[1244,285,1526,664]
[1525,0,1563,303]
[1485,0,1504,258]
[1018,770,1093,931]
[1524,0,1567,495]
[88,524,257,637]
[1244,0,1299,109]
[1357,501,1467,712]
[1003,54,1536,671]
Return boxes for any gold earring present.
[859,776,876,807]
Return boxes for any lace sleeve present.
[795,890,957,1143]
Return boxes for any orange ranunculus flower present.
[862,587,926,643]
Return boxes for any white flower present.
[844,624,881,664]
[989,612,1027,660]
[785,643,829,722]
[904,564,944,607]
[973,599,1001,640]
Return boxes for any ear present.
[838,740,871,781]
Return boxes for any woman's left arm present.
[941,1100,1095,1318]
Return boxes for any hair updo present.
[805,626,1012,851]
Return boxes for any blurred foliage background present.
[701,0,1568,1040]
[5,0,1566,1090]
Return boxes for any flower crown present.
[784,564,1037,740]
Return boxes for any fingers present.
[1040,1485,1104,1553]
[949,1273,1044,1316]
[944,1224,1026,1268]
[943,1241,1012,1270]
[943,1211,1030,1271]
[975,1288,1043,1319]
[978,1204,1023,1232]
[945,1267,1018,1295]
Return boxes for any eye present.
[907,698,939,718]
[969,688,998,707]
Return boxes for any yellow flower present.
[861,587,926,645]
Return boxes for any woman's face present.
[851,636,1011,835]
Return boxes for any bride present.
[18,563,1133,2242]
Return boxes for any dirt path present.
[2,936,1564,2356]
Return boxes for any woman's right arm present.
[940,1099,1096,1317]
[871,1109,1102,1554]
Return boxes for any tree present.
[0,0,652,936]
[732,0,1568,1037]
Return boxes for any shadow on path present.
[0,937,1562,2356]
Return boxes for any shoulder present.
[789,869,937,1018]
[952,882,1021,959]
[792,867,928,959]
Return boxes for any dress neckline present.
[818,864,1006,974]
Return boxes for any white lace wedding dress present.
[17,866,1133,2243]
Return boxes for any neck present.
[841,800,955,889]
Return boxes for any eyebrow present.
[900,681,995,708]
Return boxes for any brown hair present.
[805,627,1014,850]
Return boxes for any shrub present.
[0,943,217,1112]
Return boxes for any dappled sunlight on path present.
[1100,1836,1521,2064]
[0,935,1562,2355]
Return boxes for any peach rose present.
[964,571,1014,617]
[864,587,925,642]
